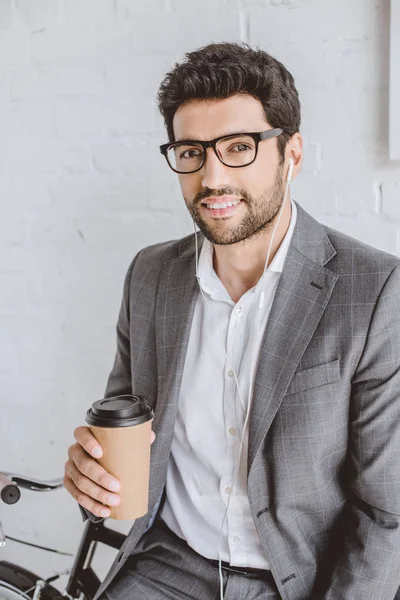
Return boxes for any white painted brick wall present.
[1,0,399,591]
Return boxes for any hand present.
[64,425,156,518]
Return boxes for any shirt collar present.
[197,199,298,297]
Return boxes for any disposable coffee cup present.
[85,394,154,520]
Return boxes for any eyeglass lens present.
[167,135,257,173]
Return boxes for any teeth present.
[206,199,241,209]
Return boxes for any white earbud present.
[287,158,294,183]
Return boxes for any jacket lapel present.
[152,236,201,478]
[248,203,339,472]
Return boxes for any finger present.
[66,460,120,508]
[74,426,103,459]
[151,430,156,444]
[63,472,111,519]
[69,443,121,493]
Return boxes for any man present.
[64,42,400,600]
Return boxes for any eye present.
[229,143,253,153]
[180,148,203,160]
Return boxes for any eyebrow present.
[175,130,251,142]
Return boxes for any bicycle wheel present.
[0,561,61,600]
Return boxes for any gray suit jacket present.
[87,201,400,600]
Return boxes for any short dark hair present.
[157,41,301,161]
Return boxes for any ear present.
[285,132,303,182]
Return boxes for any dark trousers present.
[103,516,281,599]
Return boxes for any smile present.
[205,198,241,210]
[200,197,243,218]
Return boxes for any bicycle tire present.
[0,561,61,600]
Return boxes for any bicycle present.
[0,472,125,600]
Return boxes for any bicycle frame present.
[65,519,125,600]
[1,472,126,600]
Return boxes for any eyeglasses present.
[159,128,285,174]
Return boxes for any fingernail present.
[92,447,102,458]
[101,508,110,517]
[110,481,120,492]
[108,495,120,506]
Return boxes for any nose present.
[201,147,231,189]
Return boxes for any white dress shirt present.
[161,200,298,568]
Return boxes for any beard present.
[184,164,285,246]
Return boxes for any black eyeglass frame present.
[159,127,286,174]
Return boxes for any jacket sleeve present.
[79,252,141,523]
[318,264,400,600]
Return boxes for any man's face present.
[172,94,287,246]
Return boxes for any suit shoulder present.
[324,224,400,275]
[137,232,193,263]
[126,233,194,279]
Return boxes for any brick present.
[61,318,116,356]
[170,0,230,9]
[100,100,157,135]
[0,0,12,29]
[14,0,61,32]
[0,273,27,315]
[90,137,154,175]
[31,24,130,60]
[148,167,186,212]
[0,102,54,137]
[55,97,157,137]
[63,0,114,27]
[105,182,153,210]
[40,143,91,174]
[278,41,378,99]
[74,210,183,250]
[25,207,86,245]
[0,144,49,180]
[334,181,376,218]
[43,143,91,173]
[318,209,398,256]
[115,0,169,18]
[0,67,9,99]
[22,260,129,324]
[25,206,183,253]
[382,182,400,221]
[249,1,377,47]
[10,61,105,100]
[0,177,51,207]
[301,140,323,177]
[270,0,297,5]
[0,207,28,245]
[241,0,269,5]
[129,8,241,54]
[1,142,90,177]
[104,54,174,97]
[16,338,81,383]
[290,179,337,217]
[300,88,380,160]
[47,174,148,210]
[0,245,26,274]
[55,98,106,136]
[0,347,17,375]
[0,30,30,64]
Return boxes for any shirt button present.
[232,535,241,544]
[235,307,243,316]
[228,427,237,436]
[227,369,234,378]
[224,486,231,495]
